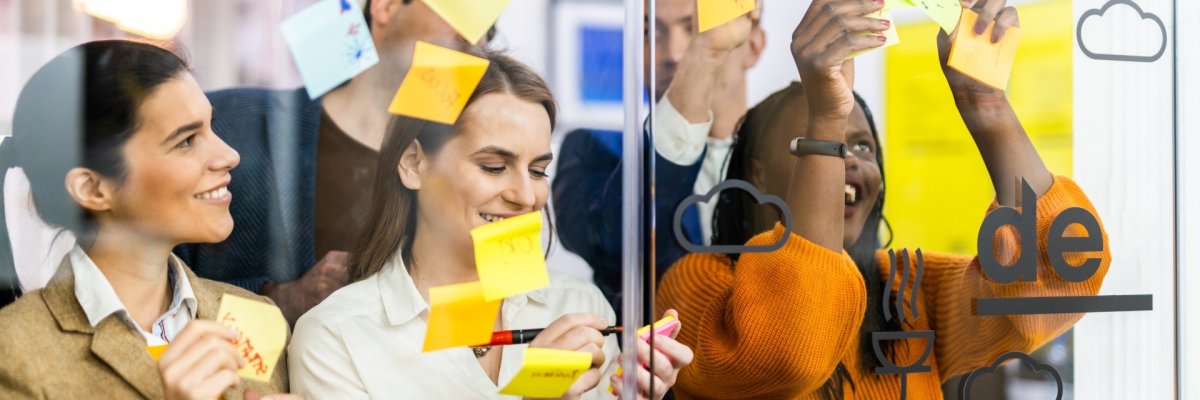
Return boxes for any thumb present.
[244,389,262,400]
[840,59,856,89]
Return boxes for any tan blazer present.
[0,256,289,399]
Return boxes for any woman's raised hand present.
[938,0,1020,98]
[791,0,890,124]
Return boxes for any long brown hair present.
[347,48,557,283]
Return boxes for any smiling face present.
[405,92,553,250]
[750,87,882,249]
[98,72,241,244]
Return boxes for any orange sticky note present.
[146,345,168,361]
[947,9,1021,91]
[849,9,899,58]
[423,281,501,352]
[424,0,512,44]
[697,0,755,32]
[388,41,489,125]
[498,348,592,398]
[216,294,288,382]
[471,211,549,301]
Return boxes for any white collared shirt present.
[288,250,620,399]
[652,95,733,245]
[70,246,197,345]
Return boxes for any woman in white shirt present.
[288,49,693,399]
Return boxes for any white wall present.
[1072,0,1177,398]
[1177,0,1198,395]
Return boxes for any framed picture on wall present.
[551,0,626,132]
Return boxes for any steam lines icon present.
[872,248,935,400]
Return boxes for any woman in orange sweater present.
[656,0,1109,398]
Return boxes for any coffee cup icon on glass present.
[872,248,935,400]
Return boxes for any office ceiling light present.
[75,0,188,40]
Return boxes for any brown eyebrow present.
[473,145,553,163]
[161,121,204,145]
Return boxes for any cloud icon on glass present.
[672,180,792,254]
[959,352,1064,400]
[1076,0,1167,62]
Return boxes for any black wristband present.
[789,137,848,158]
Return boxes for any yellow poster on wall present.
[882,0,1073,254]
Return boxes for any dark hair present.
[347,48,557,282]
[4,40,190,235]
[711,83,900,398]
[0,40,189,300]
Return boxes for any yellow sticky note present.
[947,9,1021,91]
[146,345,168,361]
[499,348,593,398]
[697,0,755,33]
[424,0,512,44]
[388,41,490,125]
[471,211,549,301]
[216,294,288,382]
[849,9,899,58]
[913,0,962,33]
[423,281,501,352]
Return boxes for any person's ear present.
[64,168,115,214]
[748,158,767,190]
[369,0,407,30]
[397,140,426,190]
[743,26,767,70]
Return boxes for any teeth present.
[480,213,506,223]
[845,184,857,205]
[195,186,229,200]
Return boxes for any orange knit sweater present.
[657,176,1110,399]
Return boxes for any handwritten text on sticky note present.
[388,41,489,125]
[947,9,1021,91]
[280,0,379,99]
[471,211,549,301]
[423,281,501,352]
[697,0,755,33]
[913,0,963,33]
[424,0,512,44]
[216,294,288,382]
[499,348,593,398]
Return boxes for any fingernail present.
[974,20,987,35]
[882,20,891,27]
[616,366,623,378]
[879,35,888,42]
[874,0,883,4]
[608,384,614,395]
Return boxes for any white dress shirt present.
[289,249,619,399]
[652,95,733,245]
[70,246,197,345]
[4,164,76,292]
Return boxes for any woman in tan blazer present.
[0,40,287,399]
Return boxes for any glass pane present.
[0,1,647,398]
[649,0,1177,399]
